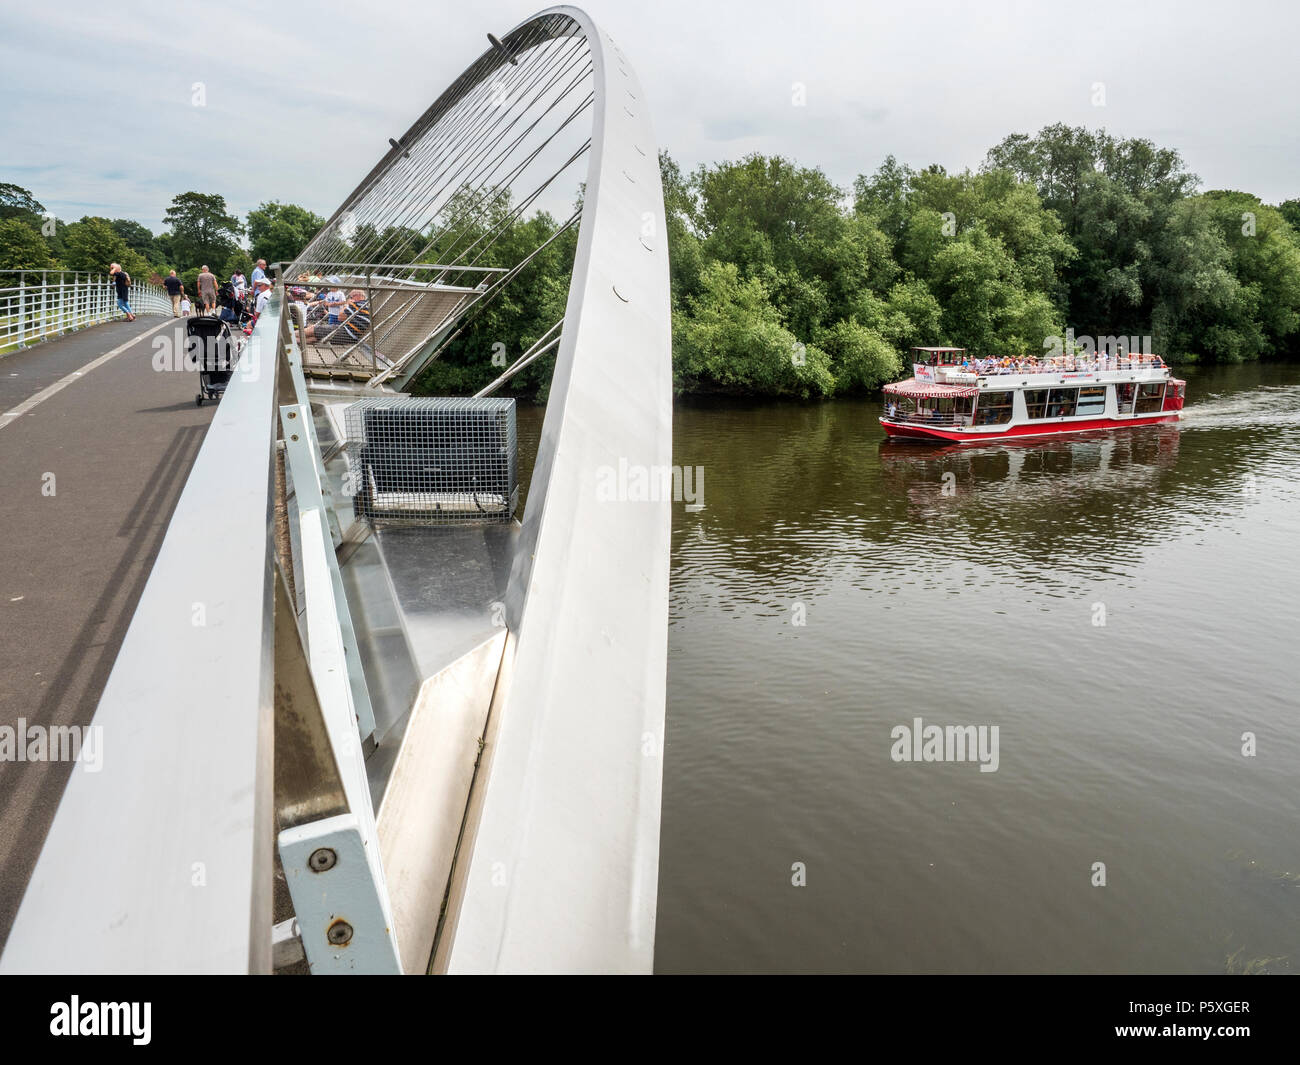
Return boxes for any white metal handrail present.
[0,270,171,354]
[883,409,966,426]
[934,357,1169,377]
[0,298,284,974]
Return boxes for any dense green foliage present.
[161,192,244,274]
[409,130,1300,399]
[659,149,1079,396]
[0,217,54,269]
[247,201,325,266]
[0,184,320,286]
[3,122,1297,394]
[654,129,1298,396]
[981,125,1300,363]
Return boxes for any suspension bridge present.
[0,5,671,974]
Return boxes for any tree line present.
[5,123,1298,399]
[422,124,1300,400]
[0,185,324,295]
[664,124,1300,398]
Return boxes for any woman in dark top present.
[110,263,135,321]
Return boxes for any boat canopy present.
[883,379,979,399]
[910,346,967,366]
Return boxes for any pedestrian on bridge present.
[250,259,268,286]
[109,263,135,321]
[197,266,218,315]
[163,270,184,317]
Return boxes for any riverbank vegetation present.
[665,125,1300,398]
[5,122,1298,401]
[419,124,1300,400]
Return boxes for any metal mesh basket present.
[343,397,517,526]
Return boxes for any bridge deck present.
[0,317,215,949]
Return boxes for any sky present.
[4,0,1297,237]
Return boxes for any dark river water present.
[649,361,1300,974]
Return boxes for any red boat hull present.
[880,412,1180,444]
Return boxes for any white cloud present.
[3,0,1296,239]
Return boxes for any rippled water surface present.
[649,361,1300,973]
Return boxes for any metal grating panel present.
[343,397,517,526]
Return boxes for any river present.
[651,361,1300,973]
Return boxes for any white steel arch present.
[437,6,672,973]
[1,5,671,975]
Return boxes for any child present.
[181,296,191,317]
[324,287,346,325]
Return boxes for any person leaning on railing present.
[109,263,136,321]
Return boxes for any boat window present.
[1046,387,1077,417]
[1134,383,1166,414]
[1115,382,1136,414]
[1076,386,1107,416]
[1024,389,1049,419]
[975,390,1014,425]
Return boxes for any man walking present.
[250,259,269,286]
[197,265,218,316]
[109,263,135,322]
[163,269,184,317]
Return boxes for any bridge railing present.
[0,270,171,354]
[0,288,401,974]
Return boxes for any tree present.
[853,155,913,242]
[920,224,1061,354]
[60,217,132,274]
[674,261,834,398]
[852,157,1072,357]
[246,201,325,265]
[1150,192,1300,361]
[163,192,243,272]
[983,124,1198,339]
[695,155,847,293]
[223,248,254,283]
[815,318,901,391]
[849,280,944,352]
[1279,199,1300,234]
[110,218,161,262]
[1147,196,1242,360]
[902,167,1075,302]
[0,219,54,269]
[0,183,45,227]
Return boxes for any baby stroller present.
[188,316,238,406]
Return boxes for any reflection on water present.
[656,361,1300,973]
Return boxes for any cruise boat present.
[880,346,1186,443]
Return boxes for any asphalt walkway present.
[0,315,216,947]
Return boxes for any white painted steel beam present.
[0,305,284,974]
[438,6,673,974]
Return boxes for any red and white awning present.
[883,379,979,399]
